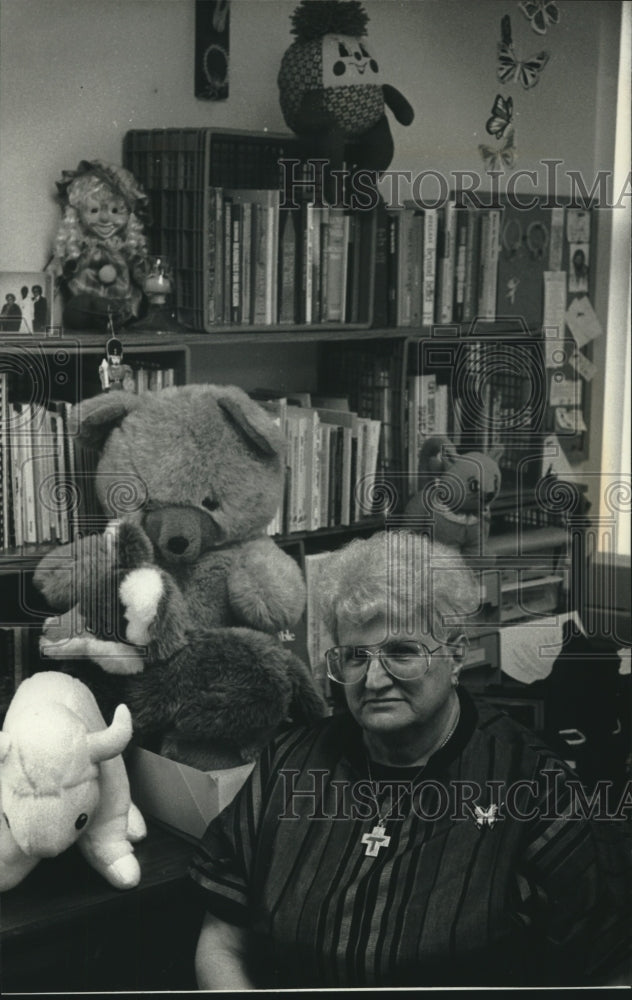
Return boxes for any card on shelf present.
[565,295,603,348]
[549,373,581,408]
[569,348,598,382]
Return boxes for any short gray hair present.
[318,531,480,643]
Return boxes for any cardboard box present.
[128,746,254,841]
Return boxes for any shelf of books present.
[123,127,377,333]
[0,346,188,556]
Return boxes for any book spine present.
[477,210,500,321]
[371,202,390,328]
[311,418,322,531]
[436,199,456,324]
[397,210,414,327]
[410,212,423,327]
[278,208,298,324]
[223,194,233,324]
[319,424,331,529]
[240,200,252,324]
[453,208,468,324]
[251,203,267,326]
[0,373,9,549]
[20,405,37,544]
[340,213,351,324]
[205,186,223,327]
[268,195,280,325]
[324,209,346,323]
[302,203,314,325]
[331,428,343,526]
[462,210,480,323]
[320,212,330,322]
[295,416,308,531]
[421,209,438,326]
[311,208,322,323]
[230,201,242,324]
[386,212,398,326]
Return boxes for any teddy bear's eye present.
[202,496,220,512]
[75,813,88,830]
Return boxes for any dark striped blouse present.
[189,690,630,988]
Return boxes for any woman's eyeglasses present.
[325,639,445,685]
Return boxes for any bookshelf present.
[0,128,598,724]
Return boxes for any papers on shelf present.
[541,434,574,477]
[565,295,603,348]
[569,347,598,382]
[500,611,584,684]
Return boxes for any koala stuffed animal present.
[404,435,502,556]
[34,384,307,641]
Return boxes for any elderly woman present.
[190,531,629,989]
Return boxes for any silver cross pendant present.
[361,824,391,857]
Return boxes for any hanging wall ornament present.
[485,93,513,138]
[479,129,517,172]
[497,15,549,89]
[480,92,517,171]
[518,0,560,36]
[195,0,230,100]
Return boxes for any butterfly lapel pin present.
[472,803,500,828]
[479,127,517,172]
[519,0,560,35]
[485,94,513,139]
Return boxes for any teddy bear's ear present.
[217,391,280,457]
[70,392,142,450]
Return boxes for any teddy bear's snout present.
[166,535,190,555]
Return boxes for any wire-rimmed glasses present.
[325,639,445,685]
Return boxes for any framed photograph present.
[0,271,53,335]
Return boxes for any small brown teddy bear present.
[40,521,327,770]
[34,384,307,642]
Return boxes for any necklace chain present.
[364,702,461,828]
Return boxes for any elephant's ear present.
[217,390,282,457]
[70,392,142,450]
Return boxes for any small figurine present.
[51,159,150,331]
[98,332,135,392]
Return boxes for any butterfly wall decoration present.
[485,94,513,138]
[497,41,549,89]
[519,0,560,36]
[497,14,549,90]
[479,130,517,173]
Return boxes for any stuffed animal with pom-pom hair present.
[0,671,146,892]
[278,0,414,187]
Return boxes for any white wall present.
[0,0,623,270]
[0,0,627,486]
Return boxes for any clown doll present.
[51,159,150,330]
